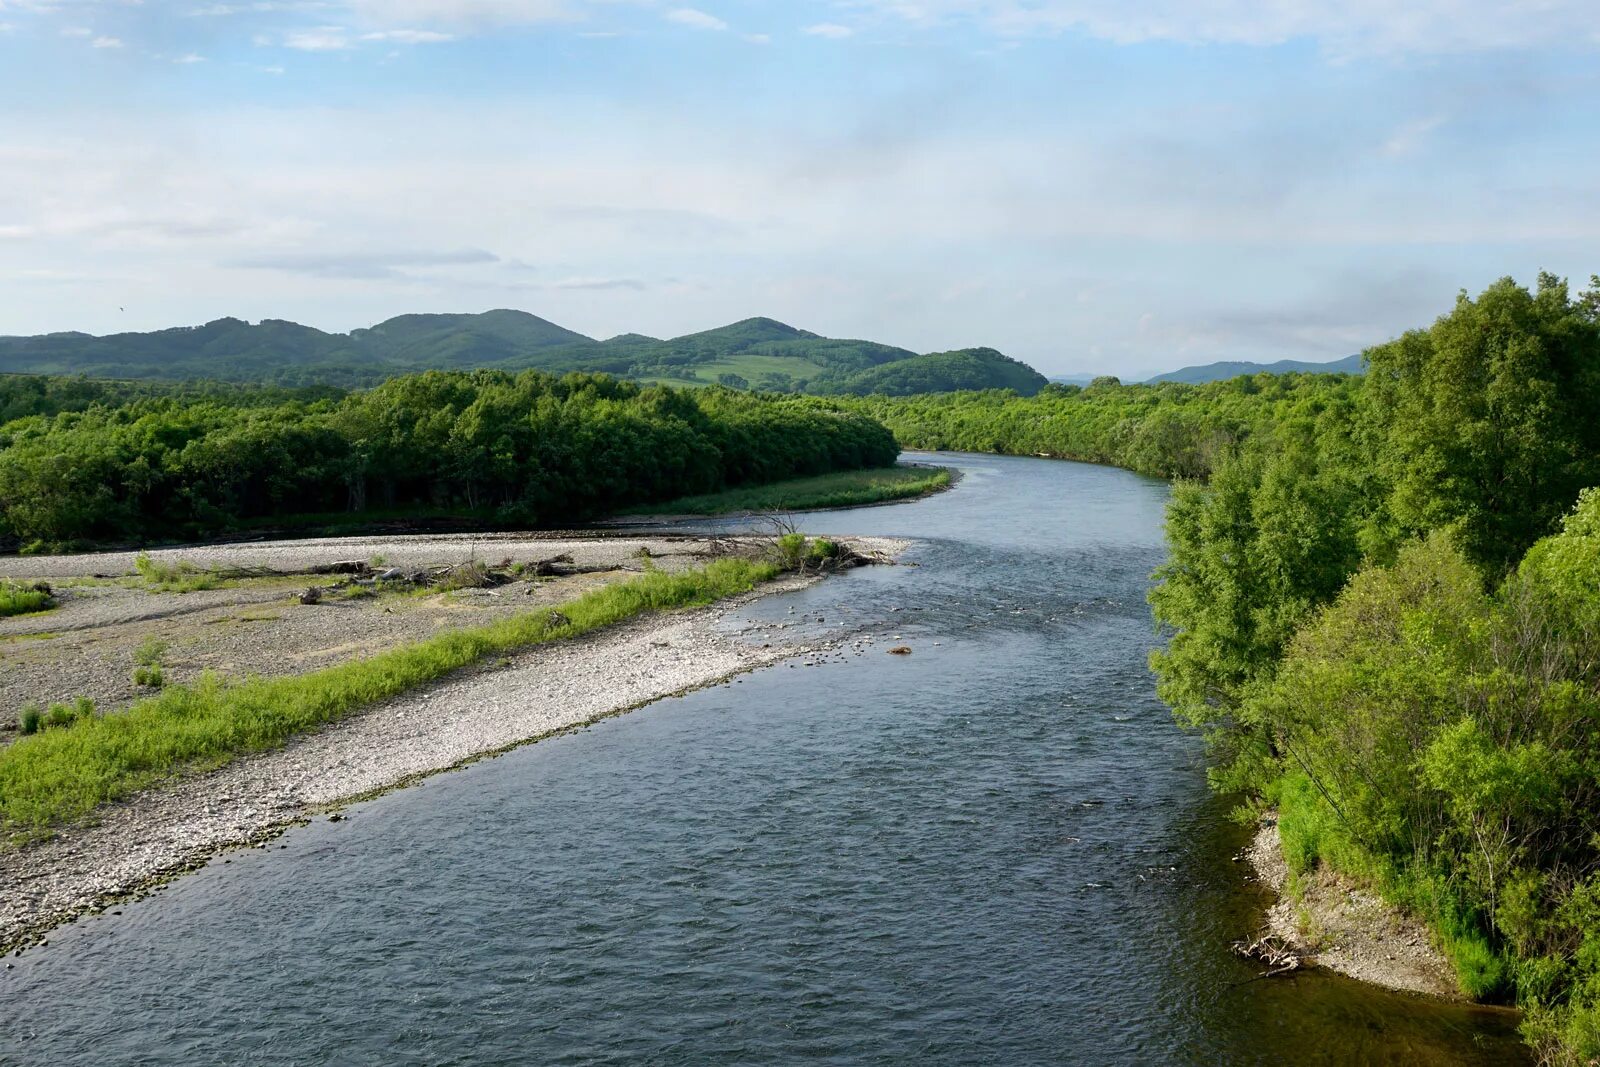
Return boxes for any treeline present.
[831,367,1359,480]
[0,371,898,550]
[834,274,1600,1062]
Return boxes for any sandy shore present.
[0,534,907,954]
[1245,819,1460,999]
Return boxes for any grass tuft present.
[133,552,225,593]
[0,581,56,618]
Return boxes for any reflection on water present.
[0,453,1528,1064]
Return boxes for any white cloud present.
[849,0,1600,55]
[283,26,350,49]
[341,0,572,26]
[229,248,498,279]
[60,26,92,37]
[189,2,331,14]
[743,32,769,44]
[804,22,853,38]
[361,28,452,42]
[90,35,123,48]
[174,52,207,63]
[666,8,726,32]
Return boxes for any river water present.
[0,452,1528,1065]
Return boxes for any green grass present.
[623,465,951,516]
[133,552,226,593]
[0,582,56,618]
[630,354,830,389]
[0,558,778,844]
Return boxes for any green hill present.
[0,311,1048,395]
[815,347,1048,396]
[1146,353,1364,384]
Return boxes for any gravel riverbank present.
[1246,820,1460,999]
[0,533,908,954]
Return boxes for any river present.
[0,452,1528,1064]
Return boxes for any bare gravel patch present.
[0,532,757,581]
[1246,819,1461,999]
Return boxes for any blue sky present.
[0,1,1596,378]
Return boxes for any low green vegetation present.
[0,557,778,844]
[16,698,95,737]
[624,465,950,515]
[131,637,169,688]
[0,580,55,617]
[133,553,225,593]
[0,371,898,551]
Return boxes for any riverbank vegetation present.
[830,367,1359,482]
[0,557,780,845]
[619,465,950,516]
[0,580,54,618]
[0,371,897,551]
[833,273,1600,1062]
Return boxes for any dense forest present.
[0,311,1048,396]
[0,372,897,550]
[834,273,1600,1063]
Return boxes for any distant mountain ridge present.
[0,310,1048,396]
[1146,353,1364,384]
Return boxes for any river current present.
[0,452,1527,1064]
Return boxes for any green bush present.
[17,704,41,735]
[132,637,169,667]
[134,553,223,593]
[0,581,55,617]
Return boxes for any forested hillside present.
[0,372,897,550]
[0,311,1048,396]
[827,273,1600,1063]
[1147,352,1364,384]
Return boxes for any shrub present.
[134,552,222,593]
[133,637,169,667]
[775,532,808,569]
[0,581,55,618]
[18,704,41,735]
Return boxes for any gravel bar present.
[0,535,909,954]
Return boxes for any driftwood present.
[1231,935,1302,980]
[525,553,576,577]
[308,560,371,577]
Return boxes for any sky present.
[0,1,1596,379]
